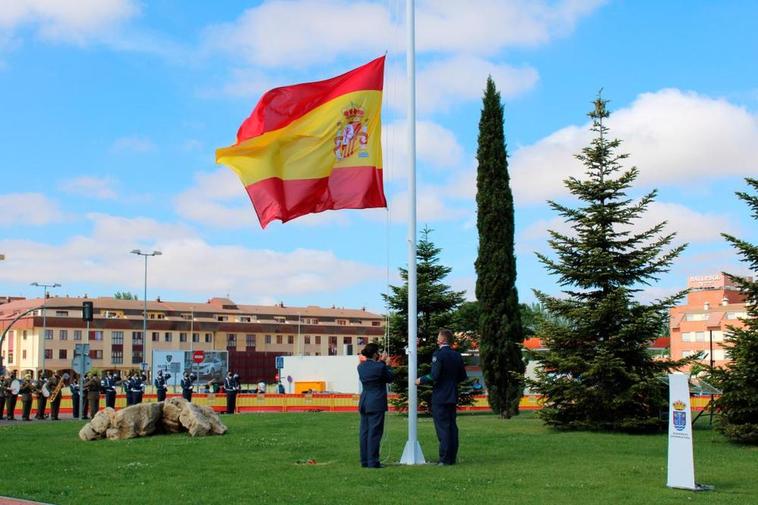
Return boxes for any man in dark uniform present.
[417,328,467,466]
[130,374,144,404]
[224,371,239,414]
[155,370,168,402]
[81,374,91,419]
[86,373,101,418]
[0,372,7,420]
[124,374,134,406]
[5,371,19,420]
[357,343,393,468]
[19,374,34,421]
[34,375,48,419]
[48,372,62,420]
[181,372,193,402]
[102,372,117,409]
[70,377,81,418]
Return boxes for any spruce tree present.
[532,95,689,432]
[383,227,467,412]
[714,178,758,443]
[475,77,525,418]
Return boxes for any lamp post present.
[31,282,61,379]
[131,249,161,390]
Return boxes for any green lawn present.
[1,412,756,505]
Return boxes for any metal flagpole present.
[400,0,425,465]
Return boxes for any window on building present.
[227,334,237,347]
[358,337,367,346]
[112,351,123,364]
[304,335,311,345]
[328,336,338,356]
[305,318,318,325]
[192,333,200,343]
[164,332,172,343]
[239,316,253,323]
[372,321,381,326]
[315,335,321,345]
[112,331,124,345]
[265,335,272,344]
[695,332,705,342]
[180,332,187,342]
[132,331,143,343]
[246,335,256,349]
[60,329,68,341]
[343,337,353,355]
[152,332,160,342]
[55,310,68,317]
[8,352,13,363]
[58,349,67,359]
[337,319,347,326]
[44,349,52,359]
[23,330,28,339]
[22,350,27,359]
[685,313,707,322]
[217,315,228,322]
[73,330,82,341]
[681,350,696,358]
[89,349,103,359]
[205,333,212,343]
[276,335,283,344]
[726,311,747,320]
[288,335,294,345]
[45,329,53,340]
[89,330,103,341]
[132,351,143,364]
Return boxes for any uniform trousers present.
[359,410,385,468]
[50,396,62,420]
[432,403,459,465]
[6,395,17,419]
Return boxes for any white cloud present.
[382,119,464,179]
[203,0,604,68]
[376,187,471,224]
[0,0,139,44]
[59,176,117,200]
[0,214,383,300]
[0,193,63,226]
[510,89,758,204]
[111,135,156,153]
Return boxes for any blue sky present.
[0,0,756,313]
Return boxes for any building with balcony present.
[0,296,385,380]
[669,274,750,367]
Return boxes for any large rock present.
[90,407,116,434]
[179,403,228,437]
[79,423,102,441]
[106,403,163,440]
[162,397,188,433]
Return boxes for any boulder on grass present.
[162,397,188,433]
[79,423,102,441]
[90,407,116,434]
[106,402,162,440]
[179,402,228,437]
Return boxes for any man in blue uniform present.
[224,371,239,414]
[102,372,117,409]
[417,328,467,466]
[357,343,393,468]
[155,371,168,402]
[181,372,194,402]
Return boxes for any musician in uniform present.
[102,372,117,409]
[155,370,168,402]
[86,373,101,418]
[19,374,34,421]
[181,372,194,402]
[81,373,91,419]
[70,377,81,419]
[47,372,62,421]
[34,375,48,419]
[5,371,19,420]
[224,371,240,414]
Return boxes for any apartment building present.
[669,274,749,367]
[0,296,385,379]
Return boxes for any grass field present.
[1,412,756,505]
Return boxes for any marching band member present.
[4,371,18,420]
[34,375,48,419]
[48,372,62,421]
[19,374,34,421]
[102,371,117,409]
[181,371,194,402]
[155,370,169,402]
[85,373,101,418]
[70,376,81,419]
[81,373,90,419]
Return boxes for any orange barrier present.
[2,393,717,417]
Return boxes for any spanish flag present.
[216,56,387,228]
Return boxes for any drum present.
[10,379,21,395]
[41,383,51,398]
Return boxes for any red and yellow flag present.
[216,56,387,228]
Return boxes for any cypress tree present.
[532,95,690,432]
[714,178,758,443]
[475,77,525,418]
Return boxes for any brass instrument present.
[49,373,70,402]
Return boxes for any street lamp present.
[31,281,61,379]
[131,250,161,386]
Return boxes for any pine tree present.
[475,77,525,418]
[532,95,690,433]
[383,227,467,412]
[714,178,758,443]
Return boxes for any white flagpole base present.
[399,440,426,465]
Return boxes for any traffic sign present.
[275,356,284,369]
[72,344,91,374]
[192,350,205,364]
